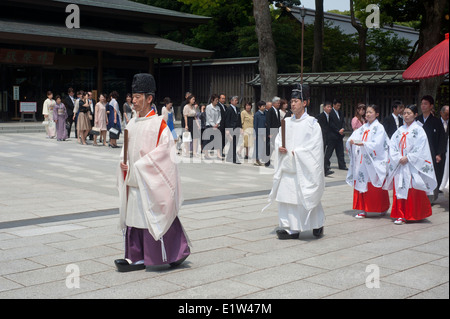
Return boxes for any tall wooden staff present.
[281,118,286,149]
[123,129,129,181]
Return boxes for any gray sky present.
[299,0,350,12]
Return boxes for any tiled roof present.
[248,70,431,86]
[0,18,213,58]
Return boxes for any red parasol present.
[402,33,449,80]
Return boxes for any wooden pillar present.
[181,59,185,100]
[148,56,154,75]
[97,50,103,93]
[189,59,193,93]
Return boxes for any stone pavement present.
[0,132,448,299]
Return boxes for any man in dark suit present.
[224,96,242,164]
[324,99,347,171]
[316,101,333,176]
[253,100,267,166]
[382,100,404,138]
[265,97,281,167]
[64,87,76,138]
[416,95,447,202]
[218,93,227,159]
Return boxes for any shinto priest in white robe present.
[117,110,189,265]
[264,112,325,233]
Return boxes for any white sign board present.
[13,86,19,101]
[20,102,37,113]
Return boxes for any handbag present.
[109,127,120,139]
[90,126,100,136]
[182,131,192,142]
[42,120,49,125]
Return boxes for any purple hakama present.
[124,217,190,266]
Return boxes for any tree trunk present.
[253,0,278,101]
[416,0,447,101]
[312,0,324,72]
[350,0,368,71]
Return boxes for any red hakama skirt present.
[353,182,390,213]
[391,187,432,221]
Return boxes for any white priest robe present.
[264,113,325,232]
[384,121,437,199]
[117,113,183,241]
[346,119,389,193]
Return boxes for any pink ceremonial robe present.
[117,109,189,266]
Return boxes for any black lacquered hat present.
[291,83,310,101]
[132,73,156,94]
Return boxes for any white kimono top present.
[384,120,437,199]
[346,119,389,193]
[117,111,183,241]
[265,113,325,212]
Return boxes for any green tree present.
[378,0,449,98]
[178,0,254,58]
[366,29,412,70]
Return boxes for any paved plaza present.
[0,128,448,300]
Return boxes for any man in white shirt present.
[204,94,221,159]
[441,105,449,133]
[382,100,404,138]
[224,96,242,164]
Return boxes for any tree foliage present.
[132,0,425,73]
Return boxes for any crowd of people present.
[42,88,137,148]
[42,86,448,226]
[178,92,293,166]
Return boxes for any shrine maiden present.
[346,104,390,219]
[384,104,437,225]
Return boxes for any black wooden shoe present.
[276,229,299,240]
[313,227,324,237]
[169,255,189,268]
[114,259,146,272]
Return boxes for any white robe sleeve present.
[292,121,325,211]
[117,147,128,232]
[346,122,389,191]
[265,119,324,212]
[386,124,437,199]
[133,127,183,241]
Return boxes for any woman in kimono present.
[385,104,437,225]
[42,91,56,139]
[53,95,68,141]
[346,104,390,219]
